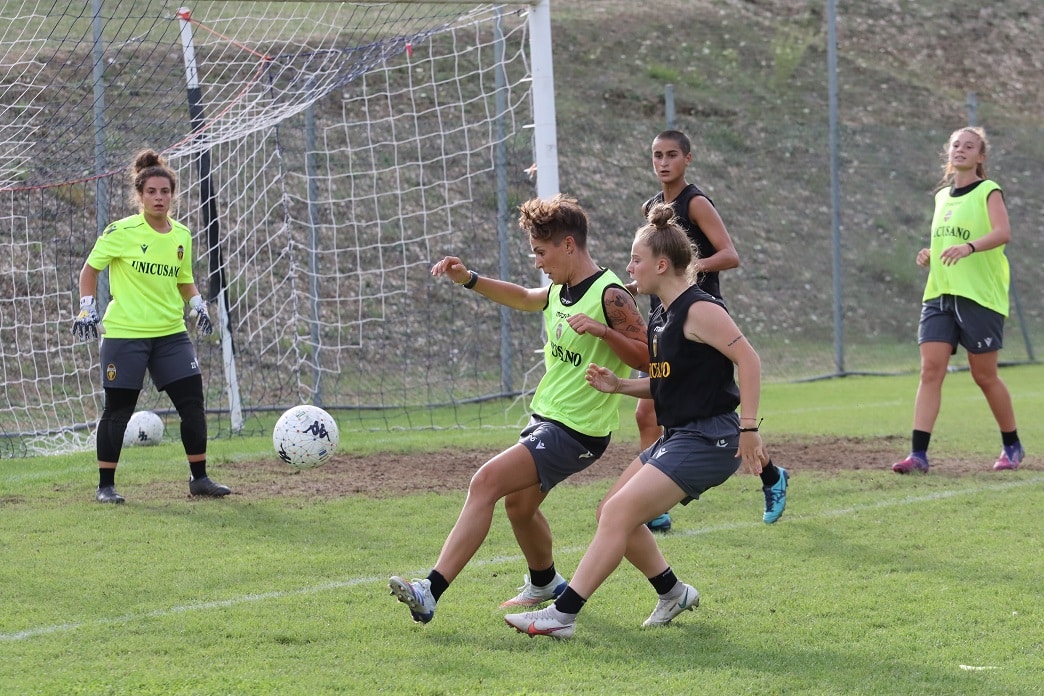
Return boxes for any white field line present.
[2,474,1042,642]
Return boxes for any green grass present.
[3,366,1044,694]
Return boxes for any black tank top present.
[648,285,740,427]
[644,183,721,300]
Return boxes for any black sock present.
[759,460,780,487]
[912,430,931,454]
[99,468,116,488]
[529,563,558,588]
[648,567,678,596]
[1002,430,1019,448]
[554,586,586,615]
[426,570,449,603]
[189,460,207,480]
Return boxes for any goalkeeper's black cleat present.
[188,476,232,497]
[96,486,125,504]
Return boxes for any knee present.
[466,467,501,507]
[98,402,135,462]
[918,360,948,385]
[596,496,630,532]
[503,493,531,522]
[101,402,135,427]
[970,367,1001,390]
[635,400,657,430]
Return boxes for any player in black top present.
[635,130,788,527]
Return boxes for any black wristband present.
[966,242,976,253]
[462,270,479,289]
[738,417,763,433]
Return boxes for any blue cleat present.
[646,513,672,532]
[762,467,789,524]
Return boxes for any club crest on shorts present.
[106,363,117,381]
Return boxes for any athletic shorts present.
[639,413,741,505]
[518,415,610,493]
[99,332,201,391]
[919,294,1005,355]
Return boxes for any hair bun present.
[647,201,675,227]
[132,149,163,173]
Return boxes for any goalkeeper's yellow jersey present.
[86,213,196,338]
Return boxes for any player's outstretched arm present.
[430,255,547,312]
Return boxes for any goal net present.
[0,1,551,457]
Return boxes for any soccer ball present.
[123,410,164,447]
[273,405,340,469]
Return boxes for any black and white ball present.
[273,405,340,469]
[123,410,164,447]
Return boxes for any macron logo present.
[536,441,546,450]
[716,439,728,448]
[656,446,668,458]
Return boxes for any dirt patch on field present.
[220,436,998,500]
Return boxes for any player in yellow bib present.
[389,194,649,625]
[891,126,1025,474]
[73,149,230,503]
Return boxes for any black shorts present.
[99,333,201,391]
[919,294,1005,355]
[639,413,741,504]
[518,415,610,493]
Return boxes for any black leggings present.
[97,374,207,462]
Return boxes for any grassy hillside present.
[552,0,1044,377]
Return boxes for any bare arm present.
[689,196,739,273]
[178,283,202,303]
[567,286,648,370]
[585,363,652,399]
[78,263,100,298]
[430,255,549,312]
[684,301,767,474]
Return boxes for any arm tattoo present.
[727,334,744,347]
[604,287,645,337]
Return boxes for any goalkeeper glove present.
[72,295,99,342]
[189,295,214,336]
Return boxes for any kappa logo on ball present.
[273,405,340,470]
[123,410,164,447]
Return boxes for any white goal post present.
[0,0,559,457]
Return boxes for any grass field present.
[2,366,1043,695]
